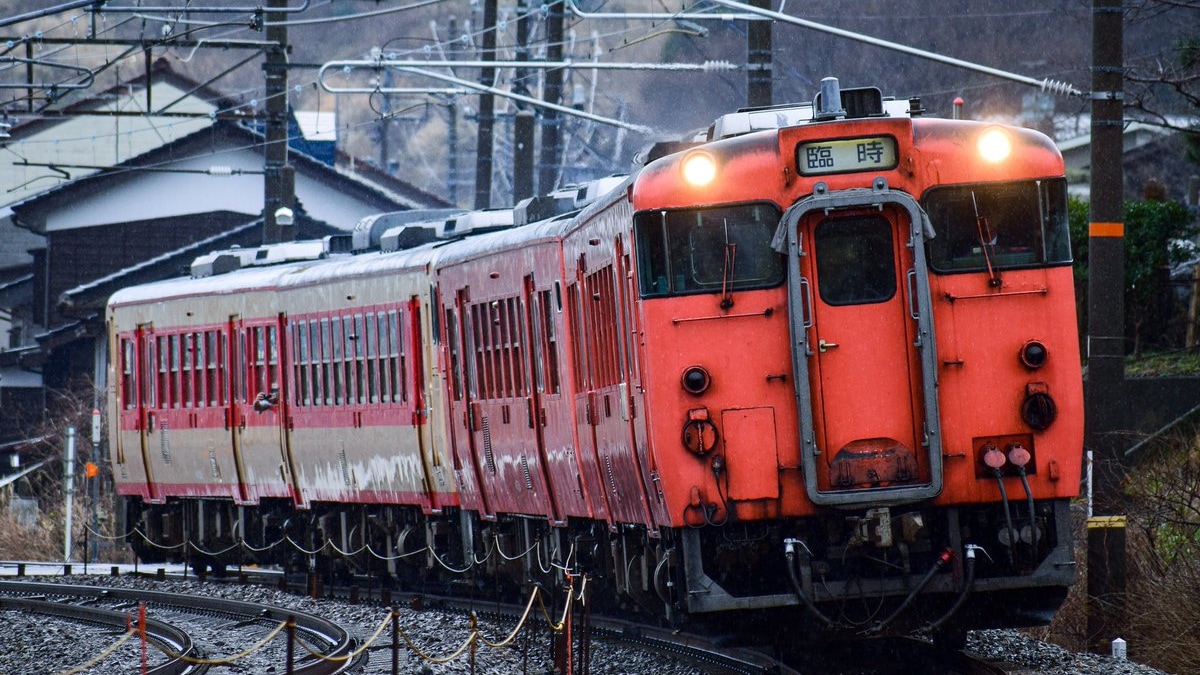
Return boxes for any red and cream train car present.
[109,78,1082,644]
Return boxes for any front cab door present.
[775,181,942,507]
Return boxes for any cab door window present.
[815,216,897,306]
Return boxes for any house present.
[0,59,453,445]
[1057,118,1200,203]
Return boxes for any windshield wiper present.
[721,240,737,309]
[972,191,1002,287]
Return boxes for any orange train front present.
[627,79,1081,640]
[108,78,1082,645]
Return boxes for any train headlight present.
[681,365,711,395]
[977,127,1012,163]
[681,152,717,187]
[1020,340,1048,369]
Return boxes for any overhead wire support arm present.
[319,58,738,134]
[0,57,94,91]
[88,0,309,14]
[564,0,762,22]
[320,63,661,134]
[0,0,104,30]
[320,58,739,73]
[14,160,262,175]
[0,36,275,49]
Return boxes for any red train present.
[108,78,1083,646]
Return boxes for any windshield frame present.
[922,178,1072,275]
[633,202,786,299]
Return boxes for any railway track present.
[1,569,1017,675]
[0,593,197,675]
[0,579,358,674]
[294,572,1012,675]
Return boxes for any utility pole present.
[538,0,565,195]
[263,0,296,243]
[1086,0,1126,505]
[513,0,535,202]
[746,0,772,107]
[379,66,392,172]
[447,16,462,206]
[1085,0,1127,655]
[474,0,498,209]
[448,100,460,205]
[64,427,76,563]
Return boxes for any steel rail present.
[0,579,356,675]
[0,594,196,675]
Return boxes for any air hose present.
[927,544,981,632]
[783,538,835,628]
[867,547,953,635]
[1015,465,1038,559]
[992,467,1017,567]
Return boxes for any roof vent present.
[380,225,438,252]
[190,235,352,278]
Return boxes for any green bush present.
[1069,197,1197,356]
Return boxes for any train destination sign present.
[795,136,898,176]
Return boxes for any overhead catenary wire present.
[707,0,1083,97]
[0,0,669,119]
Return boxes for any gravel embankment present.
[0,574,1176,675]
[968,630,1170,675]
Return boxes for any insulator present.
[1039,78,1081,97]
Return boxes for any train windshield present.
[923,178,1071,273]
[633,203,785,298]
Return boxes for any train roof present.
[351,208,464,251]
[706,80,919,141]
[107,170,632,310]
[426,209,582,268]
[108,239,446,308]
[434,175,634,266]
[189,236,353,278]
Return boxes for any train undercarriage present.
[124,496,1076,646]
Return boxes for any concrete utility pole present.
[538,0,565,195]
[746,0,772,108]
[1085,0,1127,654]
[263,0,296,243]
[513,0,535,202]
[474,0,498,209]
[64,426,76,563]
[1087,0,1126,434]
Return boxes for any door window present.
[815,216,896,306]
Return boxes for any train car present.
[108,77,1082,645]
[619,79,1081,643]
[108,236,459,572]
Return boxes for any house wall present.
[32,212,254,327]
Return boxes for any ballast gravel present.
[0,573,1176,675]
[968,630,1170,675]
